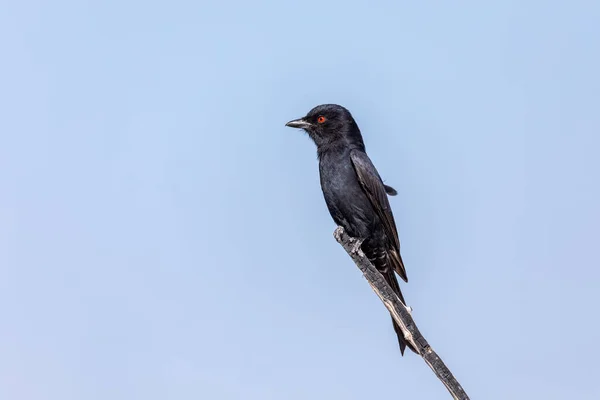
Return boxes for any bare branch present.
[334,226,469,400]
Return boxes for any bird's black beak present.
[285,118,312,130]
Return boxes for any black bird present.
[286,104,415,355]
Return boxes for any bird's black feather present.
[350,150,407,282]
[384,184,397,196]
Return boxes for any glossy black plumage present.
[286,104,415,355]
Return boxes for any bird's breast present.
[318,151,376,237]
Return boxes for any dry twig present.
[334,226,469,400]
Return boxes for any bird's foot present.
[350,237,365,255]
[334,227,365,255]
[404,304,413,315]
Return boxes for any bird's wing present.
[350,149,407,282]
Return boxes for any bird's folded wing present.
[350,149,407,281]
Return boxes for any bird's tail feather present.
[385,270,418,355]
[365,245,417,355]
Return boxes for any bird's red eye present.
[317,116,326,123]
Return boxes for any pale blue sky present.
[1,1,599,399]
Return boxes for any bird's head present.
[285,104,364,149]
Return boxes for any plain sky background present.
[1,1,599,399]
